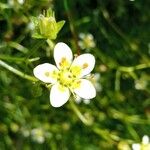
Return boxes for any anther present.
[82,63,88,69]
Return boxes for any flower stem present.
[0,60,37,82]
[115,70,121,91]
[0,54,39,62]
[69,100,92,126]
[46,39,55,49]
[118,63,150,72]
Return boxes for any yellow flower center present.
[57,61,82,90]
[57,68,81,89]
[59,70,73,86]
[46,58,83,91]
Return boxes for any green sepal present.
[31,16,38,27]
[32,32,45,39]
[57,20,65,33]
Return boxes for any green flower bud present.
[31,9,65,40]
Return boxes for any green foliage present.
[0,0,150,149]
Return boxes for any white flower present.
[86,73,102,92]
[33,42,96,107]
[132,135,150,150]
[17,0,24,5]
[142,135,149,145]
[75,73,101,105]
[75,96,90,105]
[135,79,147,90]
[78,33,96,50]
[132,143,141,150]
[31,128,45,144]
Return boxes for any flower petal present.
[71,54,95,77]
[50,84,70,107]
[54,42,73,69]
[132,144,141,150]
[33,63,58,83]
[74,79,96,99]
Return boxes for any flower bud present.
[32,9,65,40]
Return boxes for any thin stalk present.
[119,63,150,72]
[115,70,121,91]
[46,39,55,50]
[8,41,28,54]
[46,39,55,57]
[69,100,92,126]
[92,127,120,142]
[0,55,39,62]
[0,60,37,82]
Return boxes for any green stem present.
[92,127,120,142]
[0,55,39,62]
[118,63,150,72]
[8,41,28,54]
[69,100,92,126]
[46,39,55,57]
[70,100,121,141]
[0,60,37,82]
[115,70,121,91]
[46,39,55,49]
[126,124,140,141]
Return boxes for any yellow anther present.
[82,63,88,69]
[71,80,81,89]
[51,70,58,79]
[45,72,50,77]
[59,57,70,68]
[74,54,78,58]
[59,70,73,85]
[70,66,81,77]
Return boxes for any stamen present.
[45,72,50,77]
[61,57,66,62]
[59,57,70,68]
[74,54,78,58]
[59,57,66,66]
[71,80,81,89]
[82,63,88,69]
[70,66,81,77]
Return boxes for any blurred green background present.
[0,0,150,149]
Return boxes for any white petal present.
[71,54,95,77]
[33,63,58,83]
[132,144,141,150]
[50,84,70,107]
[74,79,96,99]
[83,99,91,104]
[142,135,149,144]
[54,42,73,69]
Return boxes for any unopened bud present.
[32,9,65,40]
